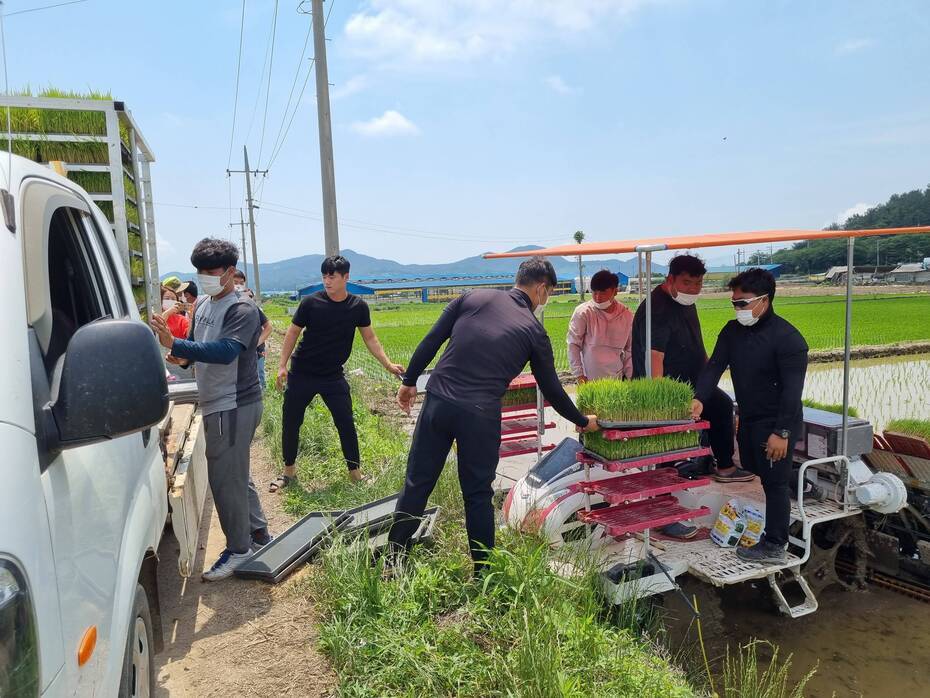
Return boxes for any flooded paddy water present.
[672,354,930,696]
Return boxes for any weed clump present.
[577,378,699,460]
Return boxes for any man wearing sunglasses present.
[691,268,809,564]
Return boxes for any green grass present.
[885,418,930,441]
[260,293,930,381]
[576,378,699,460]
[261,377,694,696]
[718,641,815,698]
[801,399,860,417]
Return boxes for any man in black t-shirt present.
[271,255,403,489]
[631,254,753,484]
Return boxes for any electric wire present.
[264,13,313,170]
[264,0,337,171]
[226,0,247,169]
[255,0,280,168]
[2,0,88,17]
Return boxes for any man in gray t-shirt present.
[151,238,270,581]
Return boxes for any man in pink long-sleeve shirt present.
[567,270,633,382]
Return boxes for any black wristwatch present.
[775,429,790,440]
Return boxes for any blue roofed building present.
[296,273,584,303]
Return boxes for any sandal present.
[268,474,297,493]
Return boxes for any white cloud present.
[157,237,176,255]
[837,202,873,224]
[835,38,874,56]
[351,110,419,137]
[343,0,656,66]
[545,74,580,95]
[331,74,369,100]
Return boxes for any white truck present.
[0,153,206,696]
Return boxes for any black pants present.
[737,419,793,546]
[388,393,502,570]
[700,387,735,470]
[282,372,360,470]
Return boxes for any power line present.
[2,0,88,17]
[255,0,279,168]
[264,13,314,169]
[244,4,277,144]
[226,0,247,169]
[264,0,337,171]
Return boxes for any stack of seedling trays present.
[0,89,158,319]
[571,378,712,540]
[235,494,440,583]
[499,373,555,459]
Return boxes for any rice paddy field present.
[263,291,930,381]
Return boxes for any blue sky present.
[5,0,930,272]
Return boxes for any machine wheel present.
[804,517,869,595]
[118,583,155,698]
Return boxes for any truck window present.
[80,211,130,318]
[44,207,113,372]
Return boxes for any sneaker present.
[735,540,787,565]
[802,482,827,502]
[202,549,252,582]
[712,467,755,483]
[251,528,274,553]
[661,521,698,539]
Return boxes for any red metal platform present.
[507,373,537,390]
[501,401,550,414]
[601,420,710,442]
[499,438,556,458]
[501,416,555,436]
[579,446,712,473]
[576,495,711,538]
[569,469,711,503]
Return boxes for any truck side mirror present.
[48,319,169,450]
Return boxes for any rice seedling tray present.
[569,469,711,503]
[600,420,709,441]
[576,495,711,537]
[579,446,713,473]
[501,415,554,436]
[234,510,350,583]
[500,437,556,458]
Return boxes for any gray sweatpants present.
[204,400,268,554]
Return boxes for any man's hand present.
[577,375,588,384]
[690,399,704,420]
[766,433,789,461]
[275,367,288,391]
[397,385,417,414]
[149,315,174,350]
[165,354,185,366]
[576,415,600,433]
[386,362,405,377]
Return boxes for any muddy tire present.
[118,583,154,698]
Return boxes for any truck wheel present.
[119,583,155,698]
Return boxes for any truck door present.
[21,178,164,694]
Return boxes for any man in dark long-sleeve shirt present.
[389,257,599,571]
[692,268,808,565]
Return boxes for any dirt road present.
[154,435,335,697]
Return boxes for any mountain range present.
[162,246,669,292]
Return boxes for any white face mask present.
[673,291,699,306]
[736,309,759,326]
[593,299,613,310]
[533,286,549,319]
[234,283,246,293]
[197,271,227,298]
[161,299,177,312]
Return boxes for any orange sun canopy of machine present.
[483,226,930,259]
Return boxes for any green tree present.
[574,230,585,300]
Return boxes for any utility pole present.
[312,0,340,256]
[227,146,267,299]
[229,208,249,279]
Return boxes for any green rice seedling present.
[801,399,859,418]
[36,139,109,164]
[502,386,537,407]
[130,256,144,281]
[123,173,137,201]
[67,171,111,193]
[95,200,114,222]
[577,378,699,460]
[126,201,140,226]
[128,231,143,253]
[885,418,930,442]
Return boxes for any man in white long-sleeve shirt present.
[567,270,633,383]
